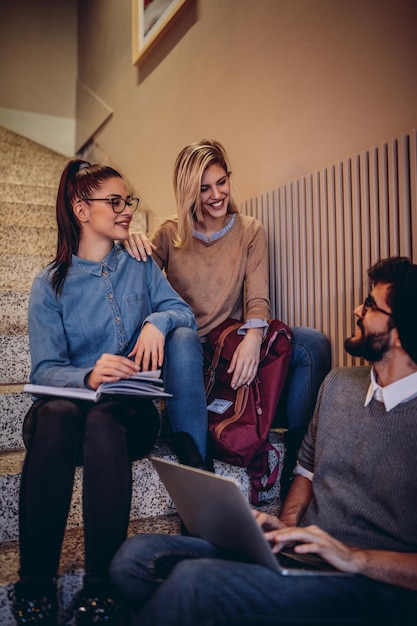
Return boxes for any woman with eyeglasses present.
[125,139,331,497]
[12,159,207,625]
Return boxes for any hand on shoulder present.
[124,232,156,261]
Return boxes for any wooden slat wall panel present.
[241,130,417,367]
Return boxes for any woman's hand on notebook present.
[87,353,140,389]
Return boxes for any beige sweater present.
[152,214,271,338]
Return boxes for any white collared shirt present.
[365,368,417,412]
[295,368,417,482]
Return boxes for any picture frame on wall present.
[132,0,192,66]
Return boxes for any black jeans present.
[19,396,160,585]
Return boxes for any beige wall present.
[77,0,417,231]
[1,0,416,223]
[0,0,77,154]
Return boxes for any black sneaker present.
[10,580,58,625]
[70,592,131,625]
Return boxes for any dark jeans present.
[110,534,417,626]
[279,326,331,431]
[19,396,159,584]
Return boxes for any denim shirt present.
[28,244,196,388]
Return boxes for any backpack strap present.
[204,322,242,396]
[213,385,249,438]
[248,445,281,505]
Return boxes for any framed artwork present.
[132,0,192,66]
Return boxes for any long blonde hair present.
[173,139,239,248]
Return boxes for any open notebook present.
[24,370,171,401]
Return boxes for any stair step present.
[0,255,53,290]
[0,514,181,625]
[0,385,28,449]
[0,335,30,384]
[1,224,56,257]
[0,202,56,228]
[0,127,68,162]
[0,292,29,335]
[0,446,176,544]
[0,434,284,543]
[0,515,181,587]
[0,182,58,205]
[0,153,68,185]
[0,160,66,188]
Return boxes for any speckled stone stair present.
[0,431,283,544]
[0,443,178,544]
[0,385,30,448]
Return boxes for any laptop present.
[151,457,352,577]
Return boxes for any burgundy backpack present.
[204,318,293,504]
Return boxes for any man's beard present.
[344,320,391,363]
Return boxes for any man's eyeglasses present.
[361,294,392,318]
[81,197,140,214]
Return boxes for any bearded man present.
[110,256,417,626]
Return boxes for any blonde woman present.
[125,139,331,494]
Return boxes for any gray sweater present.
[298,366,417,552]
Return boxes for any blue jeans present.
[163,326,330,459]
[283,326,331,431]
[163,326,330,460]
[110,534,417,626]
[163,327,208,459]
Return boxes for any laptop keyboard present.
[277,550,337,572]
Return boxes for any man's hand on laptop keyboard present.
[263,524,359,574]
[252,510,291,550]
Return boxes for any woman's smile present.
[200,163,230,221]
